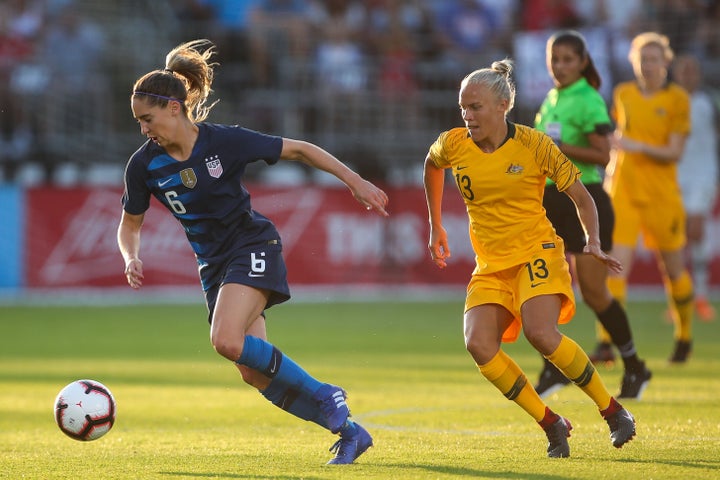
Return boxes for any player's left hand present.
[583,244,623,273]
[613,133,644,153]
[353,179,389,217]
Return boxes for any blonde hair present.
[132,39,219,122]
[629,32,674,64]
[461,59,516,112]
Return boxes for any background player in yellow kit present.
[423,59,635,458]
[600,32,694,363]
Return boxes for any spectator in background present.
[311,0,368,146]
[362,0,438,62]
[518,0,582,32]
[673,54,719,322]
[39,1,106,167]
[42,2,105,95]
[363,0,431,132]
[169,0,216,42]
[312,0,367,95]
[649,0,703,57]
[186,0,259,66]
[247,0,313,86]
[0,0,45,178]
[431,0,505,78]
[696,0,720,63]
[587,0,646,82]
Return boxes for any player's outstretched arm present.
[279,138,389,216]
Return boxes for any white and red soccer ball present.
[54,379,116,441]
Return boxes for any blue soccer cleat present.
[327,423,373,465]
[312,384,350,434]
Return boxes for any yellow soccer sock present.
[478,349,546,422]
[668,270,694,341]
[546,336,612,411]
[607,275,627,306]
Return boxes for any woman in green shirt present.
[533,30,651,400]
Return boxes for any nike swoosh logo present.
[248,272,265,278]
[457,165,468,170]
[158,178,172,187]
[531,282,547,288]
[268,356,278,375]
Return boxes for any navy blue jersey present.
[122,123,285,292]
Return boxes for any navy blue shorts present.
[203,240,291,324]
[544,183,614,253]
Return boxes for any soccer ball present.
[54,379,116,441]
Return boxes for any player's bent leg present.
[546,336,613,407]
[479,349,570,457]
[211,285,351,435]
[210,283,270,361]
[469,303,573,457]
[547,337,637,448]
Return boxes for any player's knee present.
[210,333,243,362]
[465,335,496,364]
[523,325,557,355]
[581,289,611,312]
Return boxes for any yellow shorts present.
[611,180,686,251]
[465,247,576,343]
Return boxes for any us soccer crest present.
[180,168,197,188]
[205,154,223,178]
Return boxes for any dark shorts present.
[544,183,614,253]
[203,240,291,324]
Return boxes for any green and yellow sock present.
[546,335,612,411]
[478,349,546,421]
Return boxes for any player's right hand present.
[124,258,144,289]
[428,226,451,269]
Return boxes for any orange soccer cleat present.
[695,296,716,322]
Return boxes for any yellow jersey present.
[609,81,690,204]
[428,122,580,274]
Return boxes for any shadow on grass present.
[381,464,573,479]
[160,464,575,479]
[611,457,720,471]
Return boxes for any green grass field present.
[1,298,719,479]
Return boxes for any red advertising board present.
[24,185,719,290]
[24,185,475,289]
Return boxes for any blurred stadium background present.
[1,0,719,302]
